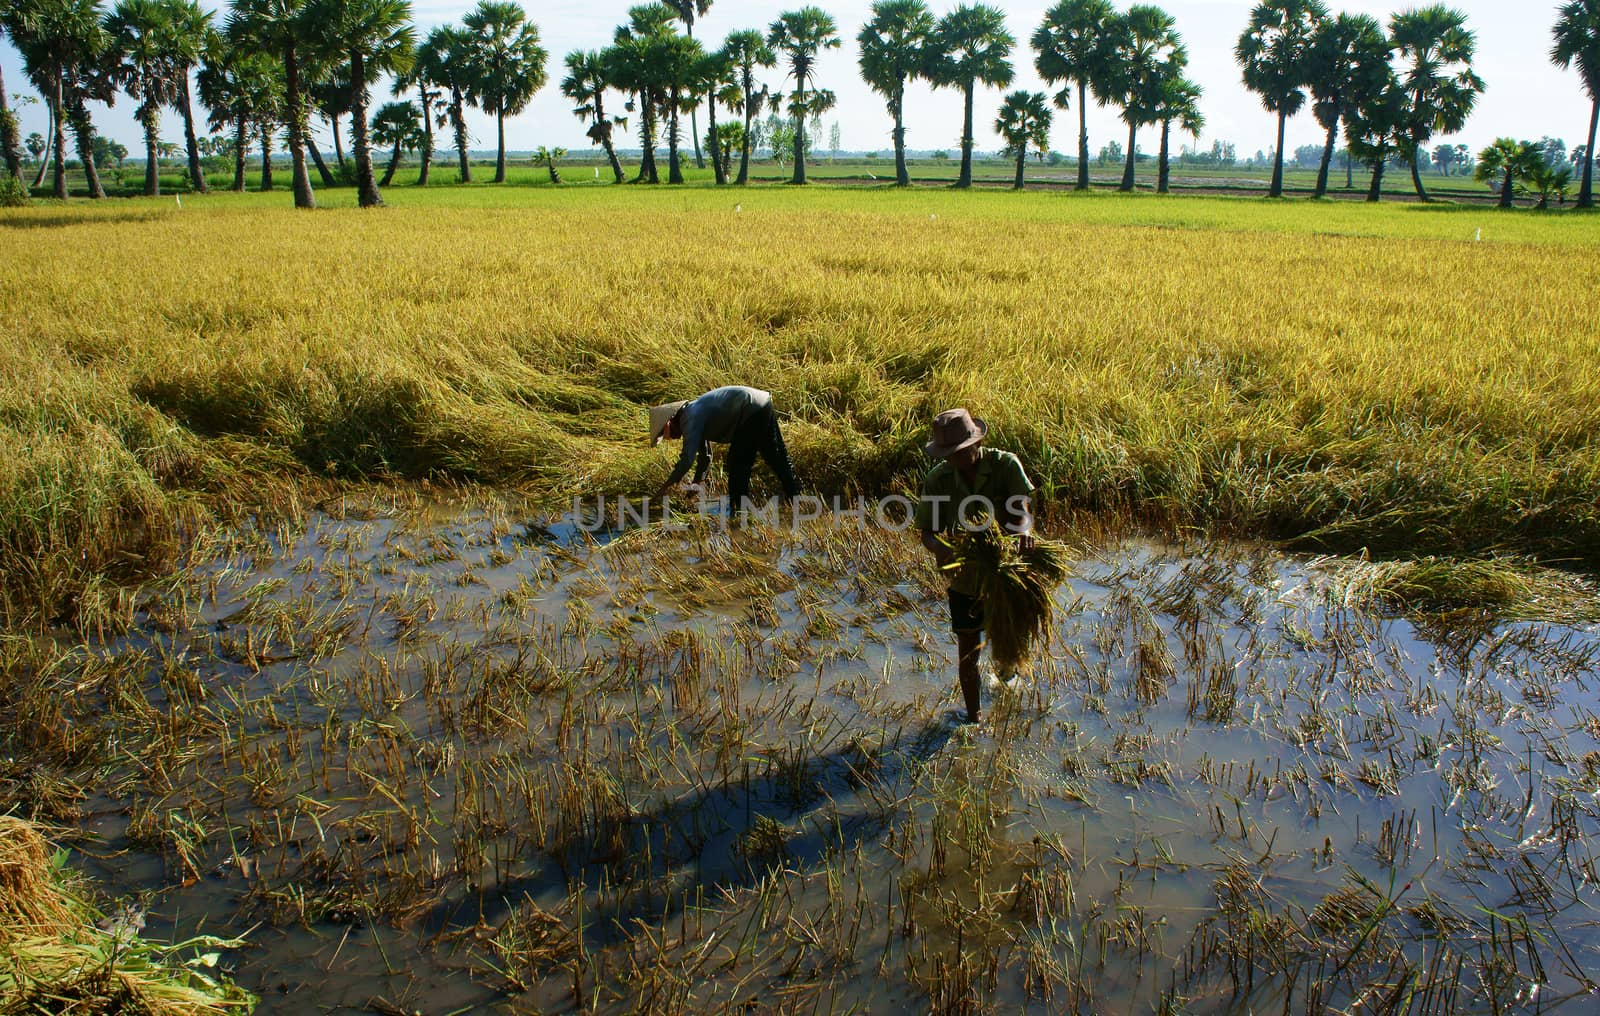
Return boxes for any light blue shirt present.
[666,386,773,486]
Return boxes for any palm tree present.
[722,28,773,185]
[227,0,315,206]
[104,0,176,195]
[1344,71,1405,201]
[1111,4,1182,193]
[304,0,413,207]
[369,98,419,184]
[532,143,563,181]
[307,71,353,181]
[197,35,280,190]
[858,0,934,187]
[606,5,675,185]
[663,0,710,169]
[692,46,738,184]
[927,4,1013,189]
[1475,137,1533,208]
[415,26,471,182]
[392,40,435,184]
[1235,0,1327,198]
[1552,0,1600,208]
[1032,0,1122,191]
[1528,151,1573,207]
[158,0,208,192]
[462,0,547,184]
[1304,12,1389,197]
[562,48,625,183]
[1390,5,1482,202]
[659,28,702,184]
[1153,72,1200,193]
[994,88,1049,189]
[767,6,839,184]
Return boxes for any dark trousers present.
[726,404,800,507]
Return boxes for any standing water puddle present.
[27,496,1600,1013]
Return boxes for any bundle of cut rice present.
[0,816,257,1014]
[946,522,1073,674]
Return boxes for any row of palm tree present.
[3,0,1599,207]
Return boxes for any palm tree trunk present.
[417,87,433,186]
[1578,96,1597,210]
[284,44,316,208]
[1120,121,1136,191]
[0,62,22,182]
[1157,119,1170,193]
[1367,158,1384,202]
[893,79,908,187]
[69,95,105,199]
[51,74,66,198]
[1315,120,1337,198]
[957,81,975,189]
[451,87,471,182]
[34,100,54,190]
[638,94,659,183]
[232,113,247,191]
[180,76,208,194]
[332,114,346,168]
[793,75,808,185]
[381,141,401,186]
[667,85,684,184]
[1409,153,1429,201]
[259,123,274,190]
[708,95,725,185]
[494,106,506,183]
[1013,145,1025,189]
[1077,81,1090,191]
[738,85,754,185]
[350,52,381,208]
[1270,108,1285,197]
[307,135,335,187]
[142,102,160,196]
[1499,166,1514,209]
[686,20,703,170]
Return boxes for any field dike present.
[1,490,1598,1011]
[3,189,1600,626]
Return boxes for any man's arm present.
[691,440,711,484]
[920,528,955,569]
[655,410,702,498]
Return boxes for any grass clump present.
[0,816,255,1015]
[948,521,1073,673]
[1319,554,1600,618]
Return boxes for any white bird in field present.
[735,203,742,213]
[929,213,937,221]
[175,195,182,209]
[594,167,599,179]
[867,172,876,180]
[1474,227,1481,242]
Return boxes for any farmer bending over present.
[915,408,1034,724]
[651,386,801,509]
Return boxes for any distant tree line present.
[1,0,1597,208]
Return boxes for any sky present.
[2,0,1592,166]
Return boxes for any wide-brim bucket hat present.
[925,408,987,458]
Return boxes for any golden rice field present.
[4,185,1600,625]
[7,187,1600,1014]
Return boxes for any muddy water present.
[52,497,1600,1013]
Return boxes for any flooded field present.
[7,493,1600,1013]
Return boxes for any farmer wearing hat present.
[915,409,1035,724]
[650,386,801,508]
